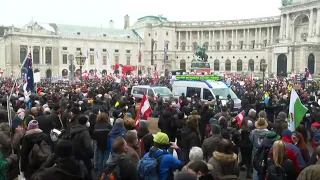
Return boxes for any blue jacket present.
[108,124,126,154]
[143,147,183,180]
[284,142,306,169]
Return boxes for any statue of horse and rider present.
[194,45,208,62]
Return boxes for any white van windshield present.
[153,87,172,96]
[211,88,238,99]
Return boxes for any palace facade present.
[0,0,320,78]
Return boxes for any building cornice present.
[280,0,320,14]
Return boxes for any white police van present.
[131,85,172,100]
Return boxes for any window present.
[237,59,243,71]
[203,89,213,100]
[33,48,40,64]
[216,42,220,50]
[45,49,52,64]
[126,50,131,53]
[63,54,68,64]
[249,59,254,71]
[126,57,130,65]
[20,47,27,64]
[204,42,209,51]
[115,49,119,53]
[127,36,130,38]
[90,48,94,52]
[102,49,107,52]
[62,47,67,50]
[147,89,155,97]
[115,56,119,64]
[214,60,220,71]
[225,60,231,71]
[239,41,243,50]
[228,41,232,50]
[181,42,186,51]
[186,87,201,98]
[192,42,198,51]
[148,33,151,36]
[76,47,81,51]
[251,40,255,49]
[90,55,94,65]
[166,32,169,36]
[103,56,107,65]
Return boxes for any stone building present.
[0,0,320,77]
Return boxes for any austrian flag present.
[135,94,152,127]
[236,110,245,127]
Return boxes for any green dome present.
[136,16,169,24]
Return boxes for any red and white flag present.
[135,94,152,127]
[235,110,245,127]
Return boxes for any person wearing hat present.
[30,140,89,180]
[141,132,183,180]
[20,120,51,179]
[297,145,320,180]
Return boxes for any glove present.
[6,154,18,165]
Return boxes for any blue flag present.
[25,53,34,92]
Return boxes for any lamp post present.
[75,51,87,85]
[261,63,268,90]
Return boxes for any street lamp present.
[75,51,86,84]
[261,63,268,90]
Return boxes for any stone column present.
[212,30,215,50]
[186,31,189,51]
[259,27,262,49]
[271,27,274,44]
[39,46,43,64]
[247,29,250,49]
[316,8,320,36]
[189,31,192,50]
[231,30,234,50]
[286,13,290,39]
[208,30,211,50]
[243,29,246,49]
[197,31,200,45]
[309,9,314,37]
[224,30,227,50]
[280,14,284,39]
[220,30,223,50]
[235,29,238,50]
[267,27,270,44]
[178,31,181,51]
[254,28,257,49]
[288,47,293,73]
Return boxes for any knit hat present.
[266,131,280,141]
[28,120,39,130]
[139,120,149,129]
[282,129,292,138]
[255,118,268,129]
[55,140,74,159]
[153,132,170,144]
[210,123,221,135]
[12,117,23,130]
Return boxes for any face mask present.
[86,121,90,128]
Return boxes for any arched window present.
[308,53,315,74]
[20,47,27,64]
[260,59,266,71]
[33,48,40,64]
[237,59,243,71]
[45,49,52,64]
[204,42,209,51]
[62,69,68,76]
[225,59,231,71]
[181,42,186,51]
[192,42,198,51]
[180,59,186,70]
[214,60,219,71]
[46,69,52,78]
[248,59,254,71]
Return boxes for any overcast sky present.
[1,0,281,28]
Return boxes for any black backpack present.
[267,162,288,180]
[101,163,121,180]
[28,140,52,165]
[253,146,270,174]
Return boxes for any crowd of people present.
[0,75,319,180]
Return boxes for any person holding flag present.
[135,94,152,128]
[288,89,308,132]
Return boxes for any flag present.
[25,52,34,92]
[288,89,308,131]
[106,49,111,73]
[305,68,312,80]
[164,40,169,62]
[138,41,142,63]
[152,76,157,85]
[235,110,245,127]
[135,94,152,127]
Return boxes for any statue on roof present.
[282,0,292,6]
[195,44,208,62]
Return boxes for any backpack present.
[139,133,150,157]
[253,146,270,174]
[137,151,167,180]
[101,163,121,180]
[313,128,320,144]
[28,140,52,165]
[253,131,266,150]
[267,163,287,180]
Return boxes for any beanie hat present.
[78,115,88,125]
[282,129,292,138]
[210,123,221,135]
[28,120,39,130]
[12,117,23,130]
[139,120,148,129]
[55,140,74,159]
[153,132,169,144]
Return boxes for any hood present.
[312,122,320,128]
[25,129,45,143]
[212,151,237,165]
[109,124,126,139]
[70,125,88,137]
[282,136,294,144]
[54,158,85,179]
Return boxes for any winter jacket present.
[282,137,306,171]
[201,134,223,162]
[31,156,89,180]
[20,129,51,179]
[208,151,240,178]
[158,110,176,141]
[0,123,13,158]
[297,161,320,180]
[35,114,54,136]
[181,126,201,164]
[273,113,288,136]
[311,122,320,149]
[0,152,11,180]
[137,128,153,155]
[250,128,269,153]
[126,146,140,167]
[92,121,112,151]
[69,124,93,171]
[108,124,126,154]
[105,154,139,180]
[143,147,183,180]
[267,158,298,180]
